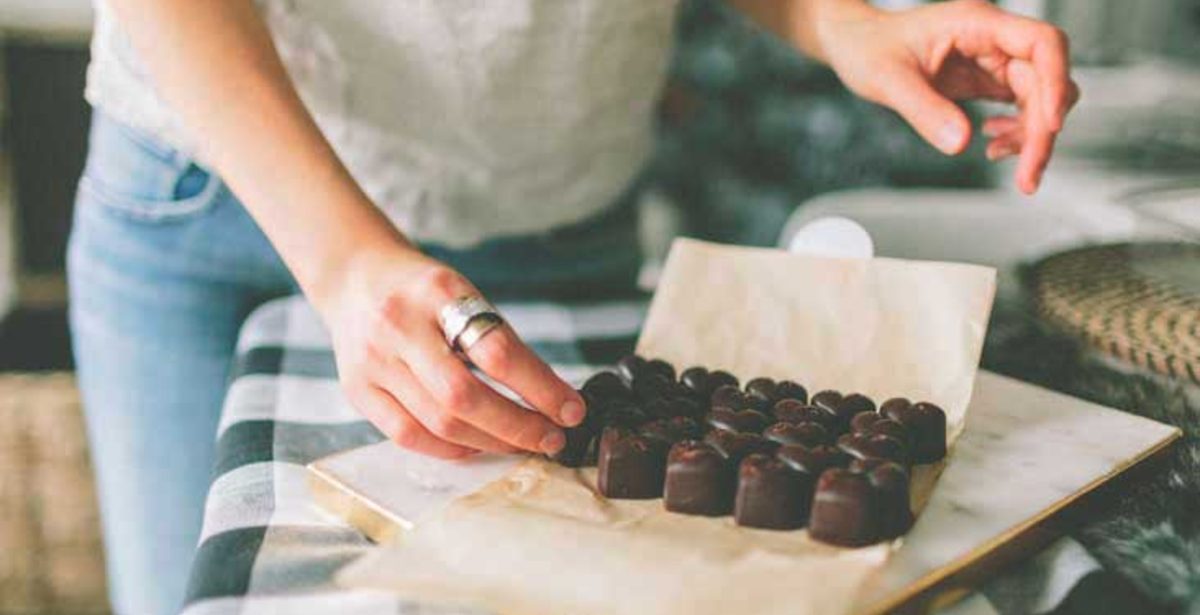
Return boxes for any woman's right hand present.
[317,243,586,459]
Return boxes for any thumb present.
[880,67,972,155]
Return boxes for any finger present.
[465,323,587,428]
[881,66,973,155]
[1008,60,1056,194]
[986,137,1020,161]
[372,356,521,455]
[982,115,1019,138]
[353,385,476,459]
[982,10,1071,131]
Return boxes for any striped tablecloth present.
[181,296,1140,615]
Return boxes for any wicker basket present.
[0,373,108,615]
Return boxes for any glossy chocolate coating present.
[734,454,813,530]
[707,370,739,392]
[704,429,777,464]
[763,421,829,447]
[879,397,912,417]
[831,393,876,432]
[865,462,914,539]
[615,354,646,384]
[810,390,843,413]
[632,373,673,403]
[882,400,947,463]
[850,413,912,449]
[596,400,646,428]
[707,407,770,434]
[710,384,745,409]
[679,366,711,398]
[744,377,777,404]
[641,416,703,445]
[774,380,809,404]
[551,421,598,468]
[809,468,878,547]
[773,400,837,431]
[597,427,668,499]
[777,444,850,476]
[664,440,735,516]
[837,433,908,465]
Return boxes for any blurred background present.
[0,0,1197,613]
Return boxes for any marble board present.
[308,370,1180,613]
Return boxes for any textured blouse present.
[86,0,679,247]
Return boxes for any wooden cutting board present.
[308,370,1180,614]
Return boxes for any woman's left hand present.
[813,0,1080,194]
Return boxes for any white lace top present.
[85,0,679,247]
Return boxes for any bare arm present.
[106,0,584,457]
[726,0,1079,194]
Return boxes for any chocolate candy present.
[864,461,914,539]
[777,444,850,476]
[851,415,911,450]
[774,380,808,404]
[809,468,878,547]
[664,440,735,516]
[643,358,676,382]
[581,372,629,401]
[641,416,703,445]
[707,407,770,434]
[734,454,812,530]
[882,400,947,463]
[679,366,711,398]
[744,377,777,404]
[615,354,646,384]
[595,400,646,428]
[837,432,908,466]
[773,400,837,431]
[551,421,598,468]
[597,427,668,499]
[707,370,739,392]
[810,390,843,413]
[710,384,744,409]
[704,429,776,464]
[879,397,912,417]
[763,421,829,447]
[830,393,876,432]
[632,373,673,403]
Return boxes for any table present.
[181,296,1151,615]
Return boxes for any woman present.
[72,0,1076,612]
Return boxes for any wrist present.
[302,217,422,321]
[803,0,884,64]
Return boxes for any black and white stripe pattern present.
[183,296,1131,615]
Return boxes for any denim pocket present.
[77,115,222,222]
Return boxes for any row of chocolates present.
[550,355,948,547]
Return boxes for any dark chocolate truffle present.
[707,370,739,392]
[865,461,914,539]
[641,416,703,445]
[550,421,598,468]
[777,444,850,476]
[597,427,668,499]
[615,354,646,384]
[830,393,876,432]
[744,377,778,404]
[810,390,844,413]
[774,380,809,404]
[643,358,676,382]
[853,416,911,450]
[837,433,908,466]
[581,371,629,401]
[664,440,735,516]
[734,454,813,530]
[879,397,912,417]
[763,421,829,447]
[679,366,711,398]
[704,429,777,464]
[632,373,673,403]
[710,384,745,409]
[707,407,771,434]
[809,468,878,547]
[773,401,837,431]
[882,400,947,463]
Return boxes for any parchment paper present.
[339,238,997,615]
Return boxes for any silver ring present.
[437,295,504,350]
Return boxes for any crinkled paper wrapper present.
[339,238,997,615]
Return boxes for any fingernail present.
[938,123,965,154]
[540,430,566,454]
[560,400,585,427]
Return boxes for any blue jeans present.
[69,113,642,615]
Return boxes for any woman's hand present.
[319,244,586,459]
[810,0,1080,194]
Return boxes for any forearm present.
[106,0,410,308]
[725,0,880,63]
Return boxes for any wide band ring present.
[438,295,505,351]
